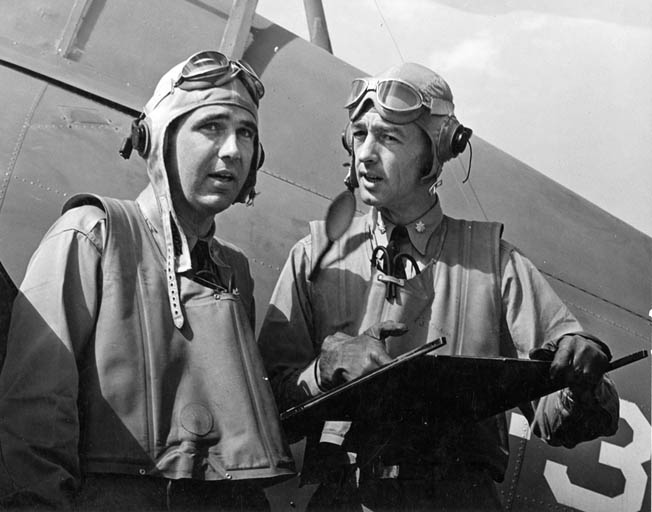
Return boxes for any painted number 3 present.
[544,399,651,512]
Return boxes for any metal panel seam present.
[0,83,48,214]
[541,270,652,325]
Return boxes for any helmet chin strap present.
[428,179,443,196]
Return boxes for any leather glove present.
[318,320,408,390]
[529,333,611,392]
[530,334,617,448]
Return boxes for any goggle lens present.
[346,78,423,113]
[345,77,454,122]
[180,51,230,81]
[345,79,370,108]
[376,80,422,112]
[233,60,265,100]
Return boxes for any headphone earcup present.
[437,117,472,163]
[450,125,472,158]
[131,118,151,158]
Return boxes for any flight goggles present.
[172,50,265,104]
[345,77,453,123]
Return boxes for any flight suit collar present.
[371,197,444,256]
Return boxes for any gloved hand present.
[318,320,408,390]
[529,334,611,392]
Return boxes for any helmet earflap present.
[233,137,265,204]
[341,123,358,190]
[341,123,352,154]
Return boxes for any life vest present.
[67,194,294,482]
[308,213,509,479]
[309,214,504,357]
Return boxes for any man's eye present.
[202,122,225,132]
[238,127,255,139]
[352,130,366,140]
[381,133,399,143]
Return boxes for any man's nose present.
[218,130,240,160]
[356,135,377,163]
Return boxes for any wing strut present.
[303,0,333,53]
[219,0,259,60]
[57,0,96,58]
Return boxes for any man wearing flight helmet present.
[258,62,618,510]
[0,51,293,510]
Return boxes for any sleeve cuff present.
[320,421,352,445]
[297,358,324,397]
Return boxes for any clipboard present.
[281,344,648,432]
[281,337,447,423]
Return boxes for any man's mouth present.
[361,173,382,183]
[210,170,237,182]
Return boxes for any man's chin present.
[199,195,236,216]
[359,190,382,208]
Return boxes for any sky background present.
[256,0,652,237]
